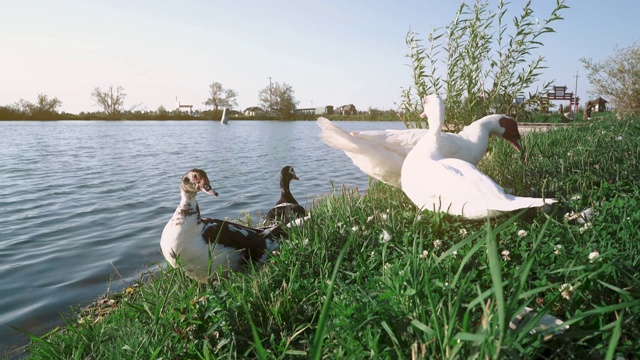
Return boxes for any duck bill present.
[201,184,219,196]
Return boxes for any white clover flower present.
[420,250,429,259]
[588,250,600,263]
[351,225,359,232]
[368,211,389,223]
[383,263,391,270]
[459,228,468,236]
[379,229,392,243]
[579,222,593,234]
[517,229,528,238]
[302,238,310,246]
[564,211,580,221]
[554,244,562,255]
[560,283,573,300]
[433,239,442,248]
[570,194,581,201]
[452,250,458,258]
[501,250,511,261]
[616,135,624,140]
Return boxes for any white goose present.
[317,112,521,188]
[161,169,282,282]
[401,95,556,220]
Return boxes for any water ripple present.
[0,119,404,352]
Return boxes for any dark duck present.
[264,166,306,224]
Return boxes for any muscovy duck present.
[161,169,283,282]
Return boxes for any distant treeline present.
[0,106,402,122]
[0,106,219,121]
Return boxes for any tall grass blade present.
[485,220,506,346]
[309,237,352,360]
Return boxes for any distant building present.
[293,106,334,115]
[315,106,334,115]
[176,102,193,115]
[244,107,265,116]
[337,104,357,115]
[591,97,608,112]
[293,108,315,115]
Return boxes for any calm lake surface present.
[0,120,405,354]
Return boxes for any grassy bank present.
[20,118,640,359]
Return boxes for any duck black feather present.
[201,218,285,266]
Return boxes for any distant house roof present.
[244,106,264,112]
[592,97,608,104]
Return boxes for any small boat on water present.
[221,108,229,124]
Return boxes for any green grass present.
[20,117,640,359]
[529,111,615,123]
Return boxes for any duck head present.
[281,166,299,182]
[181,169,218,196]
[497,116,522,152]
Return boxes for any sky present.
[1,0,638,114]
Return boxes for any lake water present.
[0,120,405,355]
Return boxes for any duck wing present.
[402,158,555,220]
[316,118,410,186]
[265,202,306,222]
[349,128,428,156]
[201,218,282,263]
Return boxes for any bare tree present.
[258,81,299,119]
[203,82,238,110]
[17,93,62,118]
[581,41,640,118]
[91,85,134,119]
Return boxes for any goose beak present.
[511,140,522,152]
[201,184,219,196]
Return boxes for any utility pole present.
[573,70,580,113]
